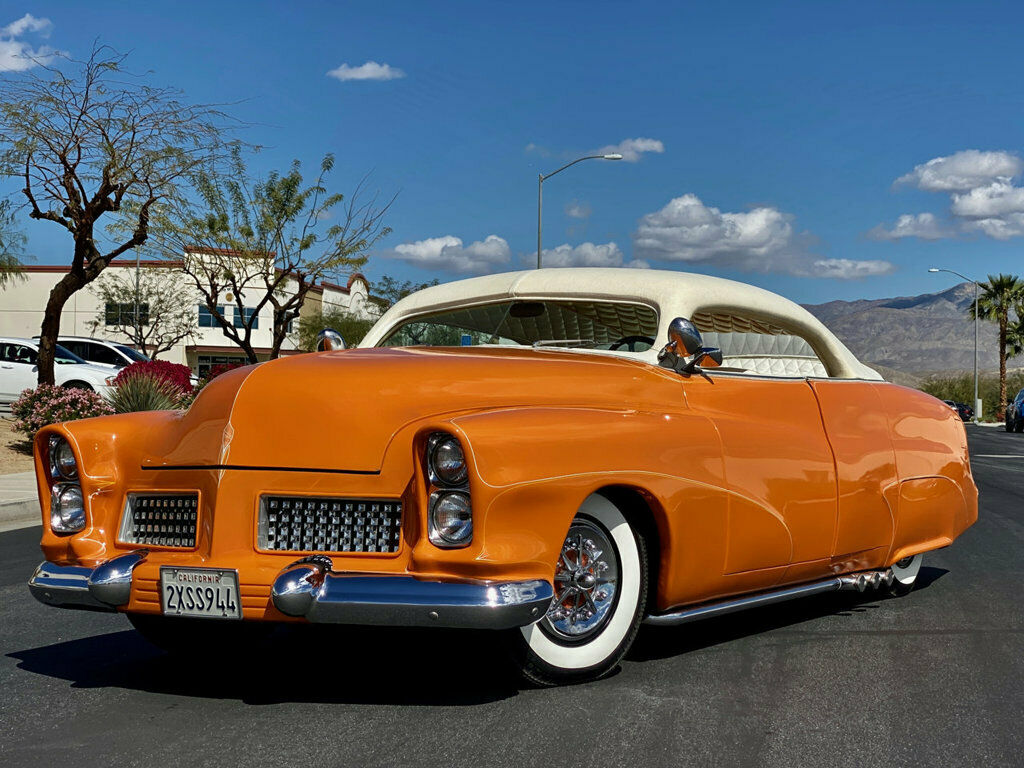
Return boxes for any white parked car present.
[49,336,150,370]
[0,337,117,405]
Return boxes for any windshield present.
[54,344,87,365]
[116,344,150,363]
[379,299,659,352]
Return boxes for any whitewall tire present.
[511,493,648,686]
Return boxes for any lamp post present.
[537,153,622,269]
[929,267,980,423]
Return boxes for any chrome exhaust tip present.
[868,571,882,589]
[838,574,868,592]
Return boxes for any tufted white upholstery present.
[701,331,828,377]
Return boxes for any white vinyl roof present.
[360,268,878,380]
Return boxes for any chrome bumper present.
[271,556,554,630]
[28,551,148,612]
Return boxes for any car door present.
[0,342,39,402]
[680,372,838,589]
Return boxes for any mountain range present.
[802,282,1001,383]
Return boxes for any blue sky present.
[4,0,1024,303]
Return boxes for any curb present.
[0,498,40,531]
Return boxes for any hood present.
[143,347,682,473]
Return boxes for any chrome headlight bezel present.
[50,483,86,534]
[48,435,78,481]
[427,433,469,487]
[428,490,473,548]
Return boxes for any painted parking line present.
[973,454,1024,458]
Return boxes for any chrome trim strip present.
[271,556,553,630]
[28,551,148,612]
[643,569,895,627]
[644,579,842,626]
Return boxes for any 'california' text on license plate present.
[159,567,242,619]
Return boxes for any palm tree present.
[971,274,1024,419]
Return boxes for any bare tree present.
[87,263,198,358]
[0,45,232,384]
[148,147,392,363]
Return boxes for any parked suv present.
[36,336,149,369]
[1006,389,1024,432]
[0,338,117,405]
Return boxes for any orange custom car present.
[28,269,977,685]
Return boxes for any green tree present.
[368,275,439,316]
[86,263,199,358]
[0,199,26,287]
[970,273,1024,419]
[148,148,392,363]
[0,45,231,384]
[296,308,377,351]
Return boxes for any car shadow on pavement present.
[7,622,523,706]
[630,567,949,662]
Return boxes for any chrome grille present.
[119,493,199,548]
[258,496,402,554]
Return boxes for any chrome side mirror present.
[316,328,346,352]
[658,317,722,375]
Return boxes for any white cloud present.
[895,150,1022,192]
[540,241,648,269]
[564,200,592,220]
[809,258,895,279]
[596,137,664,163]
[3,13,50,37]
[326,61,405,82]
[0,13,60,72]
[867,212,954,241]
[391,234,510,273]
[634,193,891,279]
[873,150,1024,242]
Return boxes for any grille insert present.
[120,493,199,548]
[259,496,402,554]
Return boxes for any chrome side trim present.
[643,568,895,627]
[28,550,148,612]
[271,556,554,630]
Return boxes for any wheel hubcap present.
[544,519,619,640]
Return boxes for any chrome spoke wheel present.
[543,518,619,641]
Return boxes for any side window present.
[87,343,125,367]
[63,341,87,359]
[692,310,829,378]
[6,344,37,365]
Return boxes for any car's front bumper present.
[28,552,554,631]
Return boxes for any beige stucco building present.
[0,254,373,375]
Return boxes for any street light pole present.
[929,267,980,423]
[537,153,622,269]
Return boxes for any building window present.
[198,305,225,328]
[234,306,258,329]
[105,302,149,326]
[197,354,248,379]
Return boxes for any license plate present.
[159,567,242,620]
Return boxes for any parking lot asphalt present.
[1,426,1021,768]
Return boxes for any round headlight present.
[49,437,78,480]
[51,484,85,533]
[430,491,472,546]
[430,435,468,486]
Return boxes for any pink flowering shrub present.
[205,362,246,382]
[10,384,114,439]
[113,360,194,396]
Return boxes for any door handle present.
[0,364,12,369]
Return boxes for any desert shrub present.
[919,370,1024,420]
[108,373,184,413]
[113,360,193,397]
[10,384,114,438]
